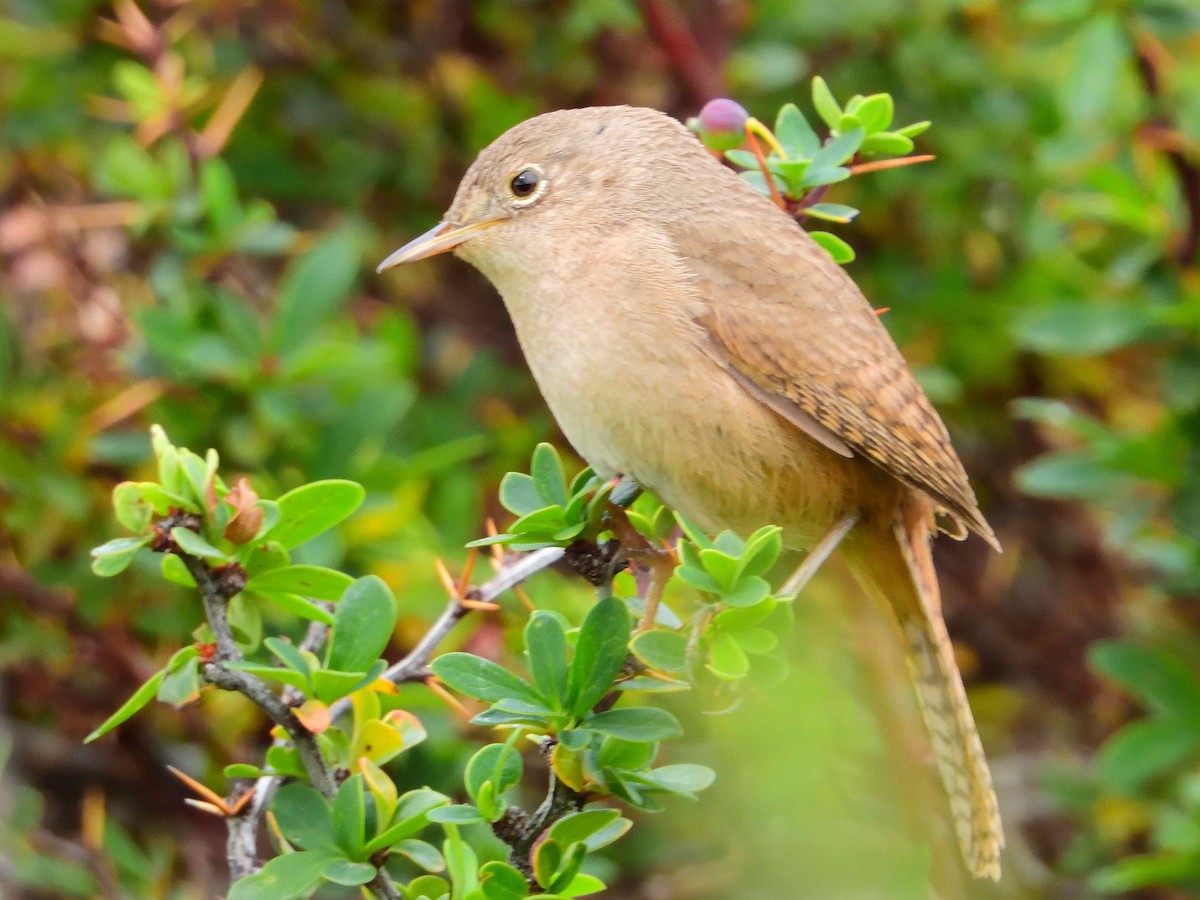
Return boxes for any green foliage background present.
[1,0,1199,897]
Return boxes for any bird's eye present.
[508,165,545,204]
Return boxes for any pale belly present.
[532,341,893,550]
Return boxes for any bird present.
[377,105,1004,879]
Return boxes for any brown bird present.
[378,106,1004,879]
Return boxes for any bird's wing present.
[677,211,998,550]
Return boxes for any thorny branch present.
[507,740,586,880]
[222,545,569,886]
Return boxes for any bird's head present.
[376,106,702,283]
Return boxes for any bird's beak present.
[375,219,501,273]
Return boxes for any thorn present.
[433,557,458,600]
[167,765,226,808]
[642,668,687,684]
[456,548,478,598]
[848,154,935,176]
[227,787,256,816]
[266,811,287,850]
[459,598,501,612]
[81,788,106,851]
[184,799,227,816]
[874,307,890,316]
[197,67,263,159]
[486,520,505,566]
[424,676,470,718]
[513,586,537,612]
[743,124,786,211]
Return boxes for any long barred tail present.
[846,494,1004,880]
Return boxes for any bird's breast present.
[475,222,891,549]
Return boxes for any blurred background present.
[1,0,1199,897]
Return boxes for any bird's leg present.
[778,512,860,598]
[604,501,675,633]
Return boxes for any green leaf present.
[225,763,265,779]
[228,850,340,900]
[707,633,750,680]
[326,576,396,673]
[84,650,175,741]
[333,774,367,859]
[170,526,227,560]
[443,827,479,898]
[719,575,771,608]
[161,553,196,586]
[860,132,915,156]
[567,597,631,718]
[200,157,241,234]
[112,482,153,533]
[533,838,563,890]
[394,839,443,872]
[157,654,202,706]
[546,809,621,848]
[634,763,716,799]
[90,536,151,576]
[737,527,782,579]
[431,652,544,705]
[1090,641,1200,715]
[362,789,450,854]
[256,591,336,625]
[811,128,864,168]
[586,706,682,741]
[244,565,353,601]
[630,629,687,674]
[808,231,856,264]
[557,872,607,896]
[530,443,568,507]
[1013,302,1157,355]
[407,875,451,899]
[675,564,721,594]
[1015,451,1128,501]
[311,661,386,704]
[178,448,218,509]
[738,169,788,198]
[715,597,777,632]
[698,548,739,592]
[811,76,842,128]
[499,472,543,517]
[267,480,365,549]
[1091,852,1200,893]
[895,120,931,139]
[1061,13,1128,124]
[801,203,859,224]
[1098,716,1200,793]
[526,612,570,710]
[266,745,306,777]
[464,743,523,803]
[427,803,485,825]
[479,861,529,900]
[545,841,587,894]
[322,858,376,886]
[723,149,763,171]
[851,93,893,133]
[271,783,337,852]
[270,225,361,354]
[266,636,315,681]
[773,103,820,158]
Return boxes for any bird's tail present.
[843,494,1004,880]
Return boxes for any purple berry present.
[695,98,749,151]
